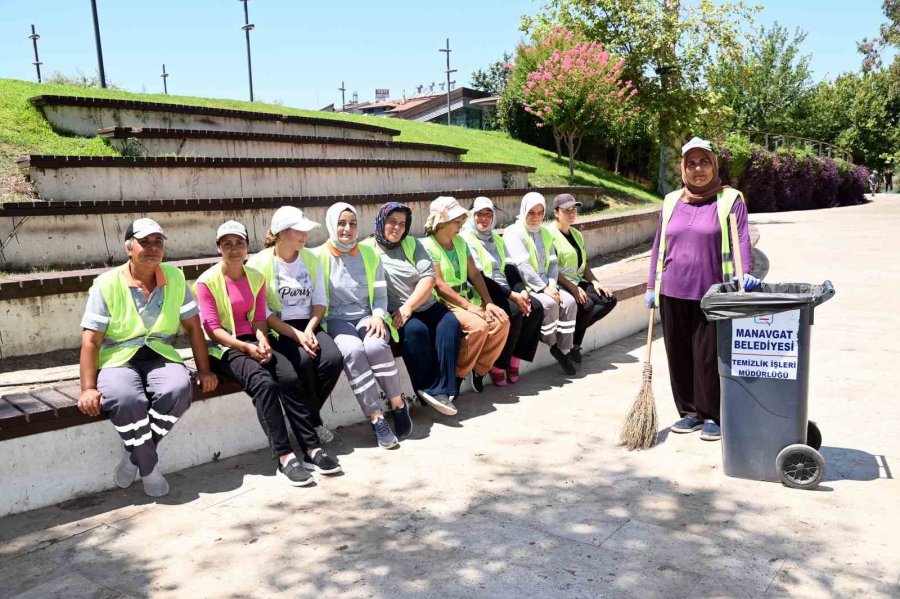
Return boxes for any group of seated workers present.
[77,192,618,493]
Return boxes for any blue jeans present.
[398,302,461,397]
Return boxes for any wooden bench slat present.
[0,398,27,427]
[30,388,77,415]
[1,392,56,423]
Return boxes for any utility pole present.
[238,0,255,101]
[338,81,347,111]
[28,25,43,83]
[438,38,457,126]
[90,0,107,88]
[161,64,169,94]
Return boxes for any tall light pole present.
[438,38,457,126]
[338,81,347,111]
[90,0,107,88]
[238,0,255,101]
[28,25,43,83]
[161,64,169,94]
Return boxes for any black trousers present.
[659,295,720,422]
[483,276,544,367]
[211,334,320,459]
[270,319,344,428]
[573,281,618,347]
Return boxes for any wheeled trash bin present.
[700,281,836,489]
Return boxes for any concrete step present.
[0,187,619,271]
[98,127,467,161]
[30,94,398,141]
[15,155,534,203]
[0,204,661,360]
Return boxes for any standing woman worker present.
[504,192,578,375]
[197,221,341,488]
[316,202,412,449]
[461,196,543,387]
[646,137,759,441]
[421,196,510,396]
[549,193,618,363]
[363,202,462,416]
[247,206,344,446]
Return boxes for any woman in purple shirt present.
[646,138,760,441]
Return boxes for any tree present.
[857,0,900,73]
[470,52,514,95]
[707,23,813,136]
[522,0,758,194]
[521,30,640,181]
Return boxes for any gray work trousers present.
[97,354,192,476]
[531,289,577,351]
[326,317,402,417]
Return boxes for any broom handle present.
[644,307,655,363]
[729,213,745,294]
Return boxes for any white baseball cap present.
[125,218,166,240]
[682,137,713,155]
[216,220,249,242]
[270,206,319,234]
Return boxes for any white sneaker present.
[315,424,339,446]
[142,466,170,497]
[114,450,138,489]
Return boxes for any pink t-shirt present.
[197,276,267,337]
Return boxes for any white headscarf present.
[462,196,495,242]
[326,202,358,253]
[519,192,546,233]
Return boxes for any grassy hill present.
[0,77,659,206]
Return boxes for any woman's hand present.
[297,329,319,358]
[645,290,655,309]
[195,370,218,393]
[392,303,413,328]
[574,286,589,305]
[485,302,509,324]
[245,342,271,363]
[592,281,611,298]
[77,389,103,417]
[366,315,388,339]
[511,291,531,316]
[546,286,562,304]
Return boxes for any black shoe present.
[392,397,413,440]
[550,345,577,375]
[455,376,464,396]
[276,457,314,487]
[471,372,485,393]
[371,416,399,449]
[570,346,583,364]
[302,448,342,474]
[417,390,458,416]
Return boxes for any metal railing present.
[726,129,853,163]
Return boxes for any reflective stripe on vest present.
[461,231,506,277]
[96,263,185,368]
[246,246,320,316]
[421,235,480,307]
[195,262,266,359]
[314,243,399,342]
[548,224,586,285]
[506,222,554,274]
[652,188,741,308]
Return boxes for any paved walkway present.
[1,197,898,598]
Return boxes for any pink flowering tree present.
[522,32,640,181]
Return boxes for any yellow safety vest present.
[314,243,398,342]
[652,188,742,307]
[548,224,587,285]
[505,222,555,274]
[95,263,186,368]
[246,246,320,316]
[461,231,507,278]
[195,262,266,359]
[421,235,482,307]
[360,235,417,264]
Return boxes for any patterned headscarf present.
[373,202,412,250]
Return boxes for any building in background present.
[327,87,496,129]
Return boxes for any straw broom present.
[619,308,658,450]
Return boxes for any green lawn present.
[0,77,659,204]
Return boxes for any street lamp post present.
[28,25,43,83]
[90,0,107,88]
[161,64,169,95]
[438,38,457,126]
[238,0,255,102]
[338,81,347,111]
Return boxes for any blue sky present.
[0,1,890,109]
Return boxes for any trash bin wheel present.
[806,421,822,450]
[776,444,825,490]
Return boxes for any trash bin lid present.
[700,280,835,321]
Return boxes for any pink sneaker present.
[489,367,507,387]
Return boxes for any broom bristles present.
[619,362,658,450]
